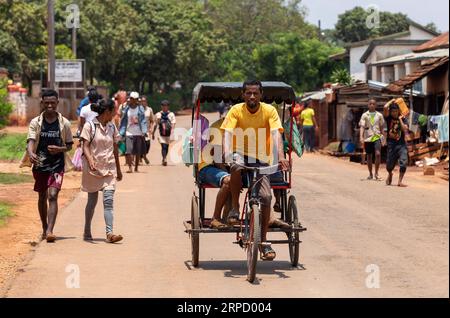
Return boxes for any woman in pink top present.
[81,99,123,243]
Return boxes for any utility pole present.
[72,26,77,58]
[47,0,55,89]
[70,26,77,110]
[318,20,322,41]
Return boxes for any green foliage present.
[0,29,21,74]
[425,22,440,33]
[0,79,14,128]
[0,173,33,185]
[252,33,342,92]
[0,0,354,104]
[0,1,47,86]
[0,202,14,226]
[330,68,354,86]
[335,6,410,43]
[0,133,27,161]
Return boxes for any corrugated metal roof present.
[384,56,449,93]
[414,32,449,53]
[371,48,449,66]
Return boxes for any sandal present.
[374,175,383,181]
[210,219,228,230]
[46,234,56,243]
[260,245,276,261]
[269,218,291,229]
[106,233,123,243]
[227,209,240,226]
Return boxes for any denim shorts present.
[198,165,230,187]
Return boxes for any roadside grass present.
[0,173,33,184]
[0,202,14,226]
[0,133,27,161]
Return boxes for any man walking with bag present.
[153,100,176,166]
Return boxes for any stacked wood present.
[408,143,447,163]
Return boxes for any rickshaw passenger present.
[221,80,290,261]
[198,118,231,229]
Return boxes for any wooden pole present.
[47,0,55,89]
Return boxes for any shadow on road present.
[184,260,306,281]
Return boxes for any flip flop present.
[374,176,383,181]
[46,234,56,243]
[260,245,276,261]
[269,218,291,229]
[106,233,123,243]
[227,209,240,225]
[210,219,228,230]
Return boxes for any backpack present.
[159,112,172,137]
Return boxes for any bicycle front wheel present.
[247,204,261,283]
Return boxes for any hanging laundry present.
[418,114,428,127]
[409,110,421,134]
[428,116,439,131]
[436,114,449,143]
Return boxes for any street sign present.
[54,60,82,82]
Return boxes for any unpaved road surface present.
[4,114,449,298]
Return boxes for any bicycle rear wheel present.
[286,195,299,267]
[247,204,261,283]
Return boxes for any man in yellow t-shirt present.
[299,101,318,152]
[221,80,290,261]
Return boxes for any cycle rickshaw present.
[183,82,307,282]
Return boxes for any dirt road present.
[4,114,449,298]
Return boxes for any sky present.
[301,0,449,32]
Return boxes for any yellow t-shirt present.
[198,118,224,171]
[301,108,315,126]
[220,102,283,163]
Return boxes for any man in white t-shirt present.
[77,90,101,137]
[119,92,148,173]
[152,100,176,166]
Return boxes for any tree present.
[335,6,410,43]
[330,68,353,86]
[126,0,223,97]
[252,33,342,92]
[0,79,14,128]
[0,1,47,88]
[0,30,21,74]
[425,22,440,34]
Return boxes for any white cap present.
[130,91,139,99]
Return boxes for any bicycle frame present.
[237,168,263,248]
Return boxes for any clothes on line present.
[429,114,449,143]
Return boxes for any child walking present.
[80,99,124,243]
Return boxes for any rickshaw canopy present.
[192,82,296,105]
